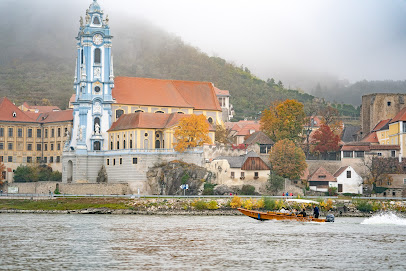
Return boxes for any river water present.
[1,213,406,271]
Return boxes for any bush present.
[207,200,219,210]
[354,200,373,212]
[327,187,338,196]
[230,196,242,209]
[242,198,254,210]
[14,165,61,182]
[267,173,285,194]
[263,197,277,210]
[192,200,207,210]
[202,183,216,195]
[240,185,255,195]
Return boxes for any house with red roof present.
[213,86,234,122]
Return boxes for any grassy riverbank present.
[0,197,405,215]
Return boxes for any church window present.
[107,159,109,165]
[58,128,61,137]
[94,48,101,64]
[57,143,61,151]
[155,139,160,149]
[117,141,119,150]
[110,141,113,150]
[94,141,101,151]
[144,133,148,137]
[95,86,101,93]
[27,129,32,138]
[116,109,124,120]
[93,16,100,25]
[113,159,116,166]
[37,129,41,138]
[130,139,133,149]
[208,117,213,124]
[123,140,126,149]
[51,129,55,137]
[155,110,164,114]
[81,49,84,65]
[18,128,23,138]
[45,129,48,138]
[120,158,122,165]
[8,128,13,137]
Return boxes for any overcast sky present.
[3,0,406,87]
[96,0,406,85]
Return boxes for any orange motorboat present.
[238,199,334,223]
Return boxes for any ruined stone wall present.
[362,93,406,135]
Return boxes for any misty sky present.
[3,0,406,88]
[99,0,406,86]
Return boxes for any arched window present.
[208,117,213,124]
[93,16,100,25]
[116,109,124,120]
[94,141,101,151]
[155,110,164,114]
[81,49,84,64]
[110,141,113,150]
[94,48,101,64]
[155,140,160,149]
[123,140,126,149]
[134,110,144,113]
[117,141,120,150]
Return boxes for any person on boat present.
[299,208,306,217]
[313,206,320,218]
[279,207,290,214]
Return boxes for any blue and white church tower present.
[70,0,114,152]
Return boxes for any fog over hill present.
[0,0,404,117]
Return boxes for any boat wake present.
[361,212,406,226]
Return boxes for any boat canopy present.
[286,199,319,205]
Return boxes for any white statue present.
[95,123,100,134]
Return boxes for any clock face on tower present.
[93,34,103,45]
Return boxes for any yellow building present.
[107,112,215,150]
[0,97,73,183]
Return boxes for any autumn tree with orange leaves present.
[0,161,5,187]
[173,114,212,152]
[269,139,307,180]
[312,124,341,158]
[260,99,306,142]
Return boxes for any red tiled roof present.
[390,107,406,123]
[213,87,230,96]
[341,143,400,151]
[108,112,215,132]
[20,102,60,113]
[0,97,36,122]
[308,166,336,182]
[361,132,379,143]
[333,166,348,178]
[236,124,261,136]
[112,77,221,111]
[372,119,391,131]
[370,145,400,150]
[37,110,73,123]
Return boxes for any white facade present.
[334,166,363,194]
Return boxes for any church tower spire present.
[69,0,114,152]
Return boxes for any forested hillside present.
[0,2,364,120]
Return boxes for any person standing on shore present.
[313,205,320,218]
